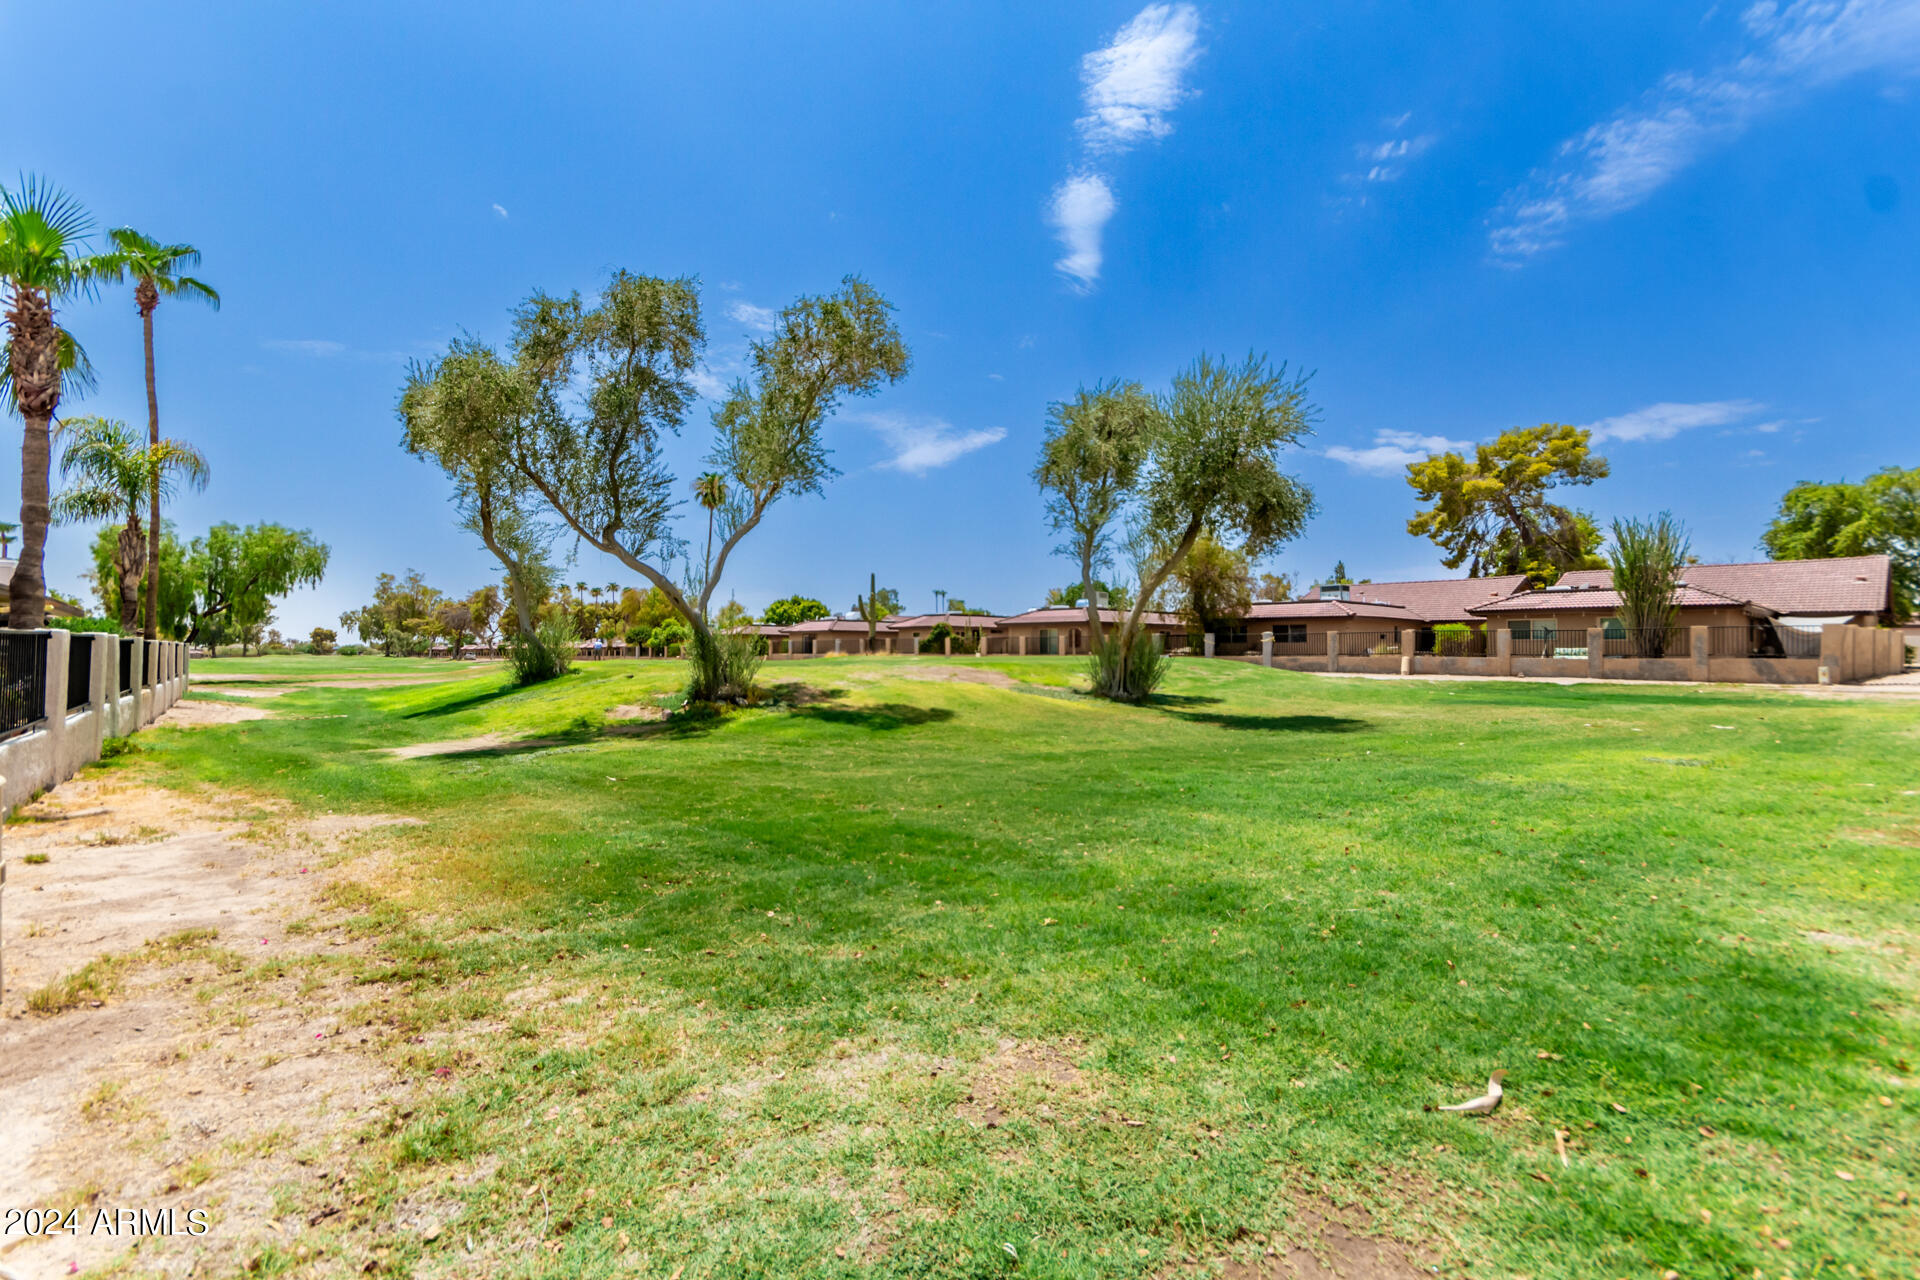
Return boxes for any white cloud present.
[262,339,347,357]
[1076,3,1204,152]
[1582,399,1764,442]
[1049,173,1117,290]
[1491,0,1920,259]
[1357,130,1437,182]
[491,203,509,219]
[862,413,1008,475]
[726,301,778,332]
[1325,429,1473,475]
[1049,5,1204,291]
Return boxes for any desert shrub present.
[919,622,976,653]
[507,614,577,685]
[338,644,367,656]
[686,626,763,703]
[1088,630,1170,702]
[1430,622,1480,656]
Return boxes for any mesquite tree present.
[1036,353,1316,701]
[402,270,907,700]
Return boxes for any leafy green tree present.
[1254,571,1293,602]
[102,228,218,641]
[467,585,504,648]
[399,339,557,638]
[715,598,753,630]
[1172,533,1253,640]
[1035,379,1156,653]
[1328,561,1351,585]
[1406,425,1609,584]
[762,595,830,627]
[1609,513,1691,657]
[309,626,337,654]
[1761,466,1917,618]
[91,522,192,638]
[187,524,329,646]
[52,415,208,628]
[0,177,127,627]
[1038,353,1316,701]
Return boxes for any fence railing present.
[1415,628,1489,657]
[1510,631,1592,658]
[117,637,135,696]
[66,634,94,712]
[0,631,49,739]
[1601,627,1684,658]
[1336,630,1400,656]
[1707,623,1821,659]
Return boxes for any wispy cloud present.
[262,339,347,357]
[1582,399,1765,443]
[1354,120,1437,183]
[1049,174,1118,290]
[726,301,778,332]
[491,203,509,219]
[1049,4,1204,290]
[1491,0,1920,260]
[1325,429,1473,475]
[861,413,1007,475]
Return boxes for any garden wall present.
[0,631,188,811]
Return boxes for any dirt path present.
[0,777,420,1278]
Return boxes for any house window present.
[1275,624,1306,644]
[1037,629,1059,655]
[1509,621,1532,640]
[1603,618,1624,638]
[1219,624,1248,644]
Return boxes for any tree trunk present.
[117,517,147,631]
[139,288,162,641]
[6,287,61,630]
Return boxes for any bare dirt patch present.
[873,664,1026,691]
[154,698,271,727]
[0,776,418,1277]
[606,702,667,722]
[383,734,570,759]
[956,1037,1088,1128]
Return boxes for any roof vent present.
[1544,584,1573,593]
[1321,582,1351,601]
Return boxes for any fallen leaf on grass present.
[1611,1102,1628,1113]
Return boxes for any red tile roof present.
[1553,555,1890,616]
[1302,575,1532,622]
[1244,600,1416,622]
[780,616,891,633]
[888,613,1003,629]
[1471,584,1764,615]
[996,606,1184,627]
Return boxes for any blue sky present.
[7,1,1917,635]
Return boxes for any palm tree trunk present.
[140,295,162,640]
[117,520,144,631]
[6,287,59,630]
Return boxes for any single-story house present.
[778,615,899,654]
[1551,555,1894,628]
[1235,598,1422,656]
[993,605,1187,655]
[887,613,1002,654]
[1467,583,1777,655]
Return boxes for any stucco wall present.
[0,634,188,812]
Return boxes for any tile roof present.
[1471,584,1764,614]
[780,616,891,633]
[1302,575,1532,622]
[1554,555,1891,616]
[996,606,1184,627]
[1243,600,1416,622]
[887,613,1003,629]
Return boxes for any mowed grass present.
[125,655,1917,1278]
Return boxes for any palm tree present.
[0,520,15,557]
[0,177,123,628]
[52,415,209,629]
[105,229,218,642]
[691,472,727,592]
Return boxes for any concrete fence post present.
[1203,632,1215,659]
[1261,631,1273,668]
[1018,635,1028,657]
[1400,628,1416,676]
[41,629,69,766]
[1587,627,1606,679]
[1494,627,1513,677]
[833,637,843,655]
[1326,630,1339,673]
[943,635,952,657]
[1820,624,1846,684]
[1689,626,1709,682]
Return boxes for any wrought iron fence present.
[1335,630,1400,656]
[0,631,49,739]
[1707,623,1820,659]
[118,637,135,696]
[1601,627,1685,658]
[1510,631,1589,658]
[66,634,94,712]
[1415,627,1488,657]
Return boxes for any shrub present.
[506,614,577,685]
[338,644,367,656]
[1088,631,1169,702]
[45,616,123,635]
[686,626,763,703]
[1430,622,1480,656]
[918,622,975,654]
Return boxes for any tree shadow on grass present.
[791,702,957,730]
[401,682,526,721]
[1163,710,1369,733]
[1143,692,1225,708]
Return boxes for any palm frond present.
[151,436,212,496]
[51,482,126,525]
[106,227,216,307]
[2,174,93,245]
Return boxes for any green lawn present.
[118,655,1919,1276]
